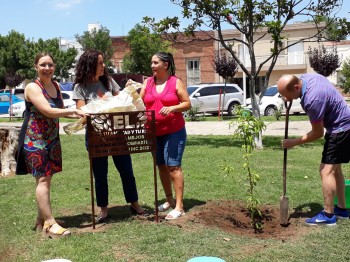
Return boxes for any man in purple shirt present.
[277,73,350,226]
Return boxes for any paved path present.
[0,120,311,136]
[185,120,311,136]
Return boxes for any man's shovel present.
[280,101,292,226]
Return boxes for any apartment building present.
[110,22,350,96]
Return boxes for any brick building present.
[110,31,217,87]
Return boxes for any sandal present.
[96,213,110,224]
[158,202,171,212]
[43,222,71,239]
[34,219,65,232]
[165,210,185,220]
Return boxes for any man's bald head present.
[277,75,299,92]
[277,75,302,101]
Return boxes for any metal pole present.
[89,158,96,229]
[153,153,159,222]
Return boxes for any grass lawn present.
[1,134,350,261]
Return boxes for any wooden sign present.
[87,110,156,158]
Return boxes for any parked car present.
[0,89,25,99]
[0,93,23,114]
[9,91,76,118]
[245,85,304,116]
[186,83,244,116]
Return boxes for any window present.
[0,96,9,102]
[62,93,70,100]
[264,86,278,96]
[116,61,123,73]
[197,86,224,96]
[225,85,239,93]
[196,87,212,96]
[287,41,304,64]
[187,59,200,85]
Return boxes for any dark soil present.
[164,200,312,240]
[79,199,314,241]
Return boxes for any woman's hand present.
[159,106,175,116]
[68,109,89,119]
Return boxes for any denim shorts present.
[156,127,187,166]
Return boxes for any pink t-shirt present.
[143,76,185,136]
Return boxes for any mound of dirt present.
[164,200,313,240]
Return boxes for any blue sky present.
[1,0,349,41]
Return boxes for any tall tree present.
[339,58,350,93]
[75,26,114,66]
[123,24,173,76]
[312,15,349,41]
[18,38,78,81]
[0,30,27,88]
[0,30,77,86]
[143,0,348,118]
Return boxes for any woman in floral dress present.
[16,52,86,239]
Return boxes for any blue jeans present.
[85,132,138,207]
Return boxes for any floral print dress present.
[22,79,64,177]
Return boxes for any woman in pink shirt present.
[140,52,191,220]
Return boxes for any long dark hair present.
[74,50,111,90]
[154,52,176,76]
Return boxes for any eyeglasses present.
[38,63,55,68]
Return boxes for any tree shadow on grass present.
[157,198,206,211]
[58,204,155,229]
[187,136,243,148]
[289,202,323,219]
[262,136,324,150]
[58,199,206,229]
[184,198,206,211]
[187,135,324,150]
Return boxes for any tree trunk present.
[0,127,20,177]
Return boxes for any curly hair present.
[74,50,111,91]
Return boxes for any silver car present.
[187,83,244,116]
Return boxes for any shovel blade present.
[280,195,289,226]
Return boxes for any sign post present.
[86,110,157,229]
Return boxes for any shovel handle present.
[282,100,293,196]
[284,101,292,139]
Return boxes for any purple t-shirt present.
[300,73,350,134]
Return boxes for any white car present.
[187,83,244,116]
[245,85,304,116]
[9,91,76,118]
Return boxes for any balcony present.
[236,53,307,73]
